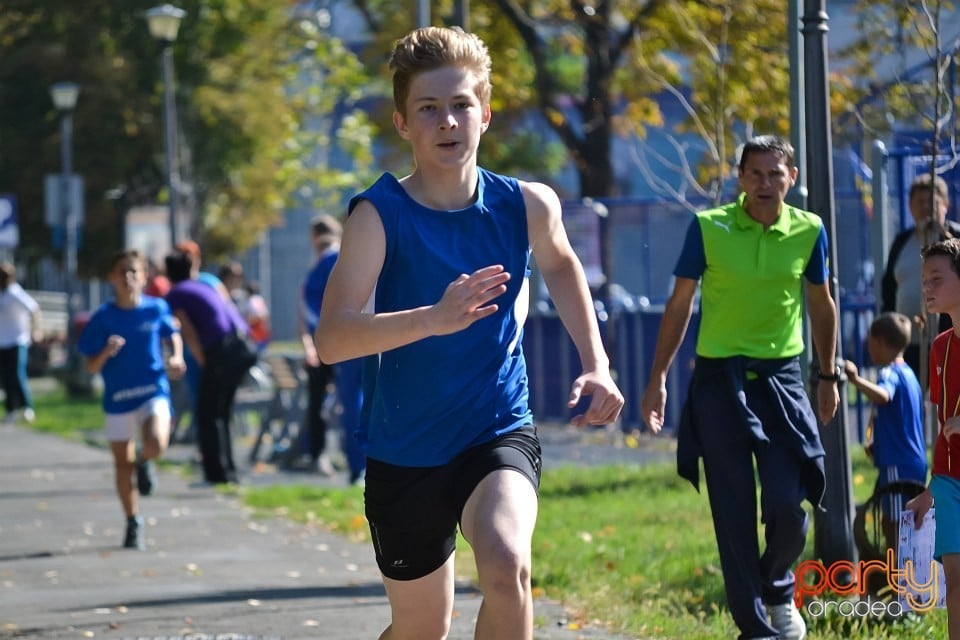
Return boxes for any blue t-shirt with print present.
[77,296,179,414]
[872,361,927,482]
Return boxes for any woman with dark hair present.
[165,249,254,484]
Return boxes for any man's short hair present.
[219,261,244,282]
[738,135,795,171]
[869,312,911,353]
[311,214,343,239]
[909,173,949,203]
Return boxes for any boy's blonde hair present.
[869,312,911,353]
[389,26,492,117]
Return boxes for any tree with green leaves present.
[833,0,959,416]
[0,0,378,271]
[351,0,791,202]
[832,0,959,154]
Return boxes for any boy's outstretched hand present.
[104,335,125,358]
[567,370,624,428]
[430,265,510,335]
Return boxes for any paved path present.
[0,421,656,640]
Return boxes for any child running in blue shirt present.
[844,311,927,556]
[78,249,185,550]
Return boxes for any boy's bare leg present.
[139,412,171,461]
[461,469,538,640]
[109,440,136,517]
[380,555,456,640]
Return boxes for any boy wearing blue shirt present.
[844,312,927,557]
[78,250,185,550]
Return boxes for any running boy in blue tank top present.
[316,26,624,640]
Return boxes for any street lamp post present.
[146,4,186,246]
[802,0,856,568]
[50,83,79,284]
[49,81,86,395]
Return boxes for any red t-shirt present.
[145,275,171,298]
[930,329,960,478]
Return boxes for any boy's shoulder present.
[933,328,955,354]
[349,172,400,215]
[887,361,921,390]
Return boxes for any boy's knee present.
[477,544,531,599]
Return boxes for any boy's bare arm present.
[842,360,890,405]
[85,335,125,374]
[316,201,510,364]
[523,180,623,426]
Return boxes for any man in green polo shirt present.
[641,135,839,640]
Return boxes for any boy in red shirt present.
[909,237,960,639]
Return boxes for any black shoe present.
[123,516,145,550]
[136,459,155,496]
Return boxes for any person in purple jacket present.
[165,248,252,484]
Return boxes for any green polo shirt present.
[674,193,828,359]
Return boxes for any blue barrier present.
[840,295,876,443]
[523,297,875,437]
[523,305,698,432]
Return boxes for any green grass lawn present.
[241,447,950,639]
[28,385,105,441]
[31,386,948,639]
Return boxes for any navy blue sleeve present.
[673,217,706,280]
[803,226,829,285]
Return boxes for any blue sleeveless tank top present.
[347,168,533,466]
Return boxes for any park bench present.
[247,353,309,465]
[169,352,313,467]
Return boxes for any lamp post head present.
[49,82,80,112]
[146,4,186,43]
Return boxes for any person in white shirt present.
[0,263,40,423]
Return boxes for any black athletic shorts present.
[364,425,542,581]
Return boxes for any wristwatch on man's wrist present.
[817,364,841,382]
